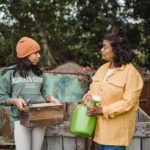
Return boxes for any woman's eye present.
[35,52,39,55]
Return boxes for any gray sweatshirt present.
[0,66,50,119]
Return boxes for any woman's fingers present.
[80,99,88,105]
[46,96,51,102]
[87,107,94,115]
[49,96,61,104]
[13,98,26,111]
[81,94,92,104]
[87,106,103,115]
[51,99,60,104]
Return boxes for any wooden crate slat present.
[41,138,47,150]
[142,138,150,150]
[76,137,85,150]
[126,138,141,150]
[135,122,150,137]
[46,136,63,150]
[63,137,76,150]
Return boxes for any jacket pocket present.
[108,79,125,88]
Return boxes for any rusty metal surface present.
[0,106,14,142]
[44,72,90,102]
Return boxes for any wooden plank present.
[142,138,150,150]
[137,107,150,122]
[94,142,99,150]
[31,103,62,107]
[84,138,92,150]
[45,121,150,137]
[126,138,141,150]
[63,137,76,150]
[65,102,78,121]
[41,137,47,150]
[135,122,150,137]
[46,136,63,150]
[0,136,15,150]
[76,137,85,150]
[45,121,75,137]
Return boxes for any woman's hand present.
[81,94,92,105]
[87,106,103,116]
[9,98,27,112]
[46,96,60,105]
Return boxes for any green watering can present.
[70,96,101,137]
[70,104,96,137]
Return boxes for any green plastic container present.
[70,104,96,137]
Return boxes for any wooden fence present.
[40,105,150,150]
[1,92,150,150]
[41,122,150,150]
[1,121,150,150]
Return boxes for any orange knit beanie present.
[16,37,41,58]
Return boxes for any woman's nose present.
[101,47,104,52]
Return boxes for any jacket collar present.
[106,62,125,71]
[116,64,125,71]
[93,62,126,82]
[101,62,125,80]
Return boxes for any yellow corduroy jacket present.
[84,62,143,146]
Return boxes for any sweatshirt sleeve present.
[102,68,144,119]
[0,72,12,106]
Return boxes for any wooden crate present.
[20,103,64,128]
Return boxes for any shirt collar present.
[107,62,126,71]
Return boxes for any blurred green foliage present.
[0,0,150,69]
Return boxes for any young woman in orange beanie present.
[0,37,60,150]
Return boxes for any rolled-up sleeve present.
[103,69,143,119]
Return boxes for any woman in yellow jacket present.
[82,28,143,150]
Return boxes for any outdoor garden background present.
[0,0,150,150]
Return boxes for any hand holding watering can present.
[81,94,103,116]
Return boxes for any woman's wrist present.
[8,98,15,105]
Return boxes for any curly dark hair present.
[103,27,133,67]
[1,56,43,77]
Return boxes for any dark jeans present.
[99,145,124,150]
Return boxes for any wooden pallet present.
[0,136,15,150]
